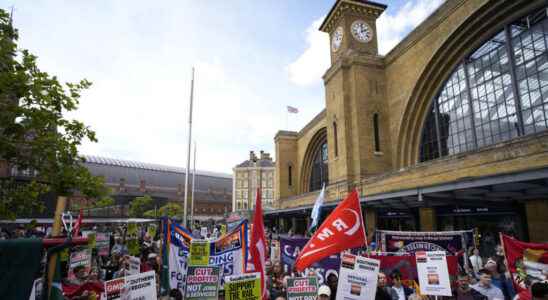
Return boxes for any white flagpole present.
[190,142,197,227]
[183,68,195,226]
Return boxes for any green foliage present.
[94,196,115,208]
[0,9,105,219]
[129,195,153,217]
[144,202,182,218]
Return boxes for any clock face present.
[351,20,373,43]
[331,26,344,52]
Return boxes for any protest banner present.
[184,266,220,300]
[68,248,92,280]
[105,270,157,300]
[162,218,194,296]
[129,256,141,275]
[96,232,110,256]
[376,230,474,256]
[189,240,211,266]
[336,253,380,300]
[280,237,340,285]
[224,272,261,300]
[501,234,548,293]
[415,251,452,296]
[286,277,318,300]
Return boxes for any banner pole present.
[47,196,67,296]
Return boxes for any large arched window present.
[420,8,548,162]
[309,141,329,191]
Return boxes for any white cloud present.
[377,0,445,55]
[286,17,330,87]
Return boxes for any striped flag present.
[287,106,299,113]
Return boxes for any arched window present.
[420,8,548,162]
[373,113,381,152]
[333,121,339,157]
[310,141,329,191]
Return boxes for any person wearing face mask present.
[455,273,487,300]
[471,269,505,300]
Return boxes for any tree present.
[129,195,153,217]
[0,9,105,219]
[144,202,182,218]
[94,196,115,208]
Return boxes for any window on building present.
[310,141,329,191]
[420,8,548,162]
[373,113,381,152]
[333,121,339,157]
[288,165,293,187]
[237,202,241,210]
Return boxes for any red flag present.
[295,189,367,272]
[73,209,83,237]
[249,188,267,300]
[501,234,548,294]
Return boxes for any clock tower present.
[320,0,386,63]
[320,0,391,186]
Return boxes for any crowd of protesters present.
[1,224,547,300]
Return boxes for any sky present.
[1,0,444,174]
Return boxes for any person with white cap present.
[318,285,331,300]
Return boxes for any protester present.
[269,261,286,299]
[377,272,398,300]
[326,273,338,300]
[318,285,331,300]
[469,248,483,277]
[455,273,488,300]
[390,271,414,300]
[471,269,505,300]
[484,258,515,300]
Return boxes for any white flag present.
[308,184,325,231]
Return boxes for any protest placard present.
[68,248,92,280]
[184,266,220,300]
[286,277,318,300]
[224,272,261,300]
[104,277,125,300]
[201,227,208,238]
[129,256,141,275]
[336,253,380,300]
[105,270,157,300]
[96,232,110,256]
[189,240,210,266]
[126,223,140,256]
[415,251,452,296]
[85,231,96,250]
[147,224,157,238]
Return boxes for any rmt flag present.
[295,189,367,272]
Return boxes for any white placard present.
[128,256,141,275]
[416,251,452,296]
[336,253,380,300]
[200,227,208,238]
[123,270,157,300]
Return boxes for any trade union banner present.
[189,220,249,289]
[376,230,474,256]
[501,234,548,294]
[184,266,220,300]
[280,237,340,285]
[286,276,318,300]
[162,218,194,295]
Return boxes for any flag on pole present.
[249,188,268,300]
[295,189,367,272]
[308,184,325,233]
[73,209,83,237]
[287,106,299,114]
[49,255,64,300]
